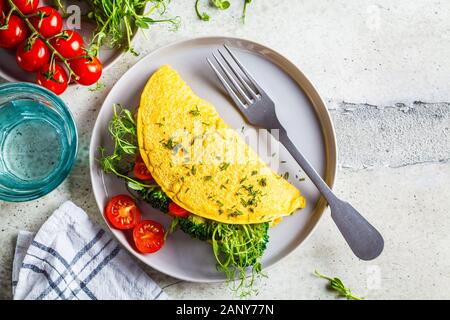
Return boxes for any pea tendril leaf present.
[314,270,364,300]
[86,0,181,56]
[211,0,231,10]
[195,0,251,22]
[195,0,210,21]
[242,0,251,21]
[98,104,156,190]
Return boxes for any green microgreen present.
[211,0,231,10]
[314,271,364,300]
[195,0,210,21]
[86,0,180,56]
[98,104,156,190]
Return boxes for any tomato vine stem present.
[6,0,79,81]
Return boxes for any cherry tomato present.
[133,220,165,254]
[16,37,50,72]
[0,15,27,49]
[69,55,102,85]
[134,155,152,181]
[12,0,39,14]
[30,6,62,38]
[49,30,84,59]
[36,63,68,95]
[168,202,190,218]
[105,195,142,230]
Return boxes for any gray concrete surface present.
[1,0,450,299]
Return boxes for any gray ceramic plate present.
[89,36,337,282]
[0,0,139,82]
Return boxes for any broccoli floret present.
[138,187,170,213]
[178,215,214,241]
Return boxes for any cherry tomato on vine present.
[134,155,152,181]
[168,202,190,218]
[30,6,62,38]
[133,220,165,254]
[69,55,102,86]
[49,30,84,59]
[36,63,68,95]
[16,37,50,72]
[105,195,142,230]
[0,15,27,49]
[12,0,39,15]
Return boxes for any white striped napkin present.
[12,201,168,300]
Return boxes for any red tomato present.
[105,195,142,230]
[16,37,50,72]
[168,202,190,218]
[36,63,68,95]
[30,6,62,38]
[49,30,84,59]
[69,55,102,85]
[12,0,39,14]
[0,15,27,49]
[133,220,165,254]
[134,155,152,180]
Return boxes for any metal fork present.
[207,45,384,260]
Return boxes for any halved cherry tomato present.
[16,37,50,72]
[133,220,165,254]
[134,155,152,180]
[36,63,68,95]
[105,195,141,230]
[0,15,27,49]
[168,202,190,218]
[30,6,62,38]
[69,55,102,85]
[12,0,39,14]
[50,30,84,59]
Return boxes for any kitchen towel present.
[12,200,168,300]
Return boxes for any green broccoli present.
[178,215,214,241]
[138,187,170,213]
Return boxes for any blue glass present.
[0,83,77,202]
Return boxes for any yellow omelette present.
[137,65,306,224]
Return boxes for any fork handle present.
[278,129,384,260]
[278,129,336,203]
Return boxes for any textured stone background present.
[1,0,450,299]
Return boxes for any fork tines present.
[207,45,261,110]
